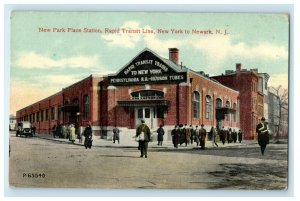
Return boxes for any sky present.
[10,12,289,115]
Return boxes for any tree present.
[274,85,288,140]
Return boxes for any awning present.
[216,107,236,114]
[117,99,169,107]
[61,105,79,112]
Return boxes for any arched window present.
[83,95,90,120]
[226,101,231,121]
[193,91,200,118]
[216,98,222,108]
[205,95,212,119]
[131,90,164,100]
[233,103,237,122]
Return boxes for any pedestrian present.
[157,125,164,146]
[184,124,191,146]
[136,120,151,158]
[56,124,62,138]
[238,129,243,143]
[84,123,93,149]
[199,124,207,149]
[179,124,185,146]
[62,124,66,139]
[70,124,76,143]
[189,125,194,144]
[52,125,56,138]
[256,117,269,155]
[232,129,237,143]
[227,128,232,143]
[220,126,226,145]
[31,125,36,136]
[66,124,71,139]
[194,125,200,146]
[75,123,82,143]
[113,126,120,144]
[171,125,180,148]
[210,126,218,147]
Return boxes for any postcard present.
[9,12,289,190]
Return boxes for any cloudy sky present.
[10,12,289,115]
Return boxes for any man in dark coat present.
[84,124,93,149]
[136,120,151,158]
[156,125,164,146]
[199,124,207,149]
[220,127,226,145]
[238,129,243,143]
[113,126,120,144]
[232,129,237,143]
[171,125,180,148]
[189,125,194,144]
[256,117,269,155]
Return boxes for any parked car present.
[16,121,32,137]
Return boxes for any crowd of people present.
[44,117,269,157]
[51,123,93,149]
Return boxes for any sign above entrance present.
[108,49,187,85]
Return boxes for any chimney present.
[236,63,241,72]
[169,48,179,64]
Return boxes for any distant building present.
[9,115,17,131]
[211,64,269,140]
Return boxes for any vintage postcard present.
[9,12,289,190]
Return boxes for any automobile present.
[16,121,32,137]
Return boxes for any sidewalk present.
[33,133,257,149]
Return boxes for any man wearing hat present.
[199,124,207,149]
[256,117,269,155]
[136,119,151,158]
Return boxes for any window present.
[226,101,230,121]
[41,110,44,121]
[83,95,90,120]
[46,109,49,121]
[51,107,56,120]
[216,98,222,108]
[205,95,212,119]
[58,106,62,121]
[37,112,40,122]
[193,91,200,118]
[131,90,164,100]
[233,103,237,122]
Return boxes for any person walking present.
[256,117,269,155]
[238,129,243,143]
[210,126,218,147]
[199,124,207,149]
[184,124,191,146]
[194,125,200,146]
[189,125,194,144]
[84,123,93,149]
[227,128,232,143]
[156,125,165,146]
[232,129,237,143]
[136,120,151,158]
[113,126,120,144]
[220,127,226,145]
[171,125,180,148]
[70,124,76,143]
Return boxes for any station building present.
[16,48,240,140]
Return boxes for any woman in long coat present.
[157,125,165,146]
[171,125,180,148]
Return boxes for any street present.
[9,132,288,190]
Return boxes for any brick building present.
[16,48,240,140]
[212,64,267,140]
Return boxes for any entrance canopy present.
[117,99,169,107]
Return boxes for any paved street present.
[9,132,288,189]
